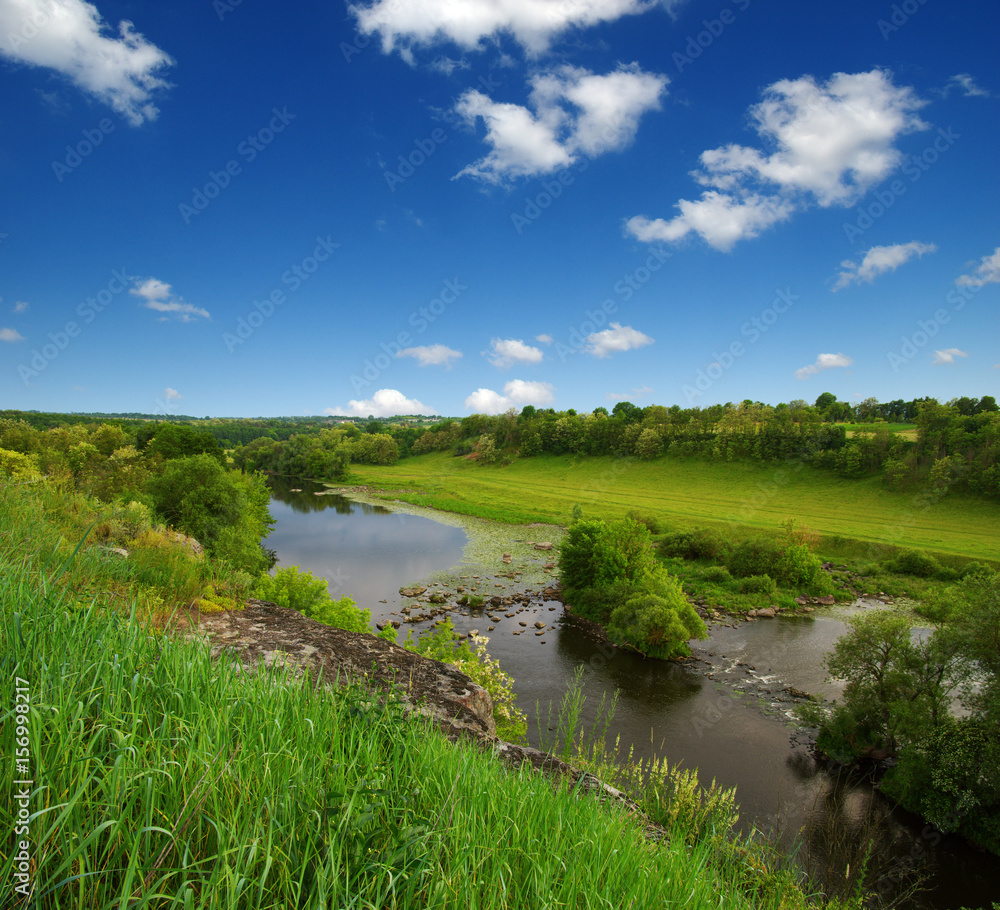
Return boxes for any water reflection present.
[264,477,467,608]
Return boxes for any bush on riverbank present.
[559,517,707,657]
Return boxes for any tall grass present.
[0,480,844,909]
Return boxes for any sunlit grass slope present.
[349,452,999,561]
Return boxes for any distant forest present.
[3,392,998,500]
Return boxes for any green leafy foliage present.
[254,565,371,633]
[404,619,526,740]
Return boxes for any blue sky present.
[1,0,997,418]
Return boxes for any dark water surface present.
[265,478,998,910]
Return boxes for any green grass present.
[349,452,1000,562]
[0,480,841,909]
[839,422,917,439]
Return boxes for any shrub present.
[884,549,942,578]
[606,571,707,659]
[737,574,776,595]
[726,536,782,579]
[775,543,825,589]
[404,619,526,740]
[702,565,731,584]
[625,510,661,534]
[0,446,40,481]
[254,565,371,634]
[659,527,724,561]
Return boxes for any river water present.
[264,478,997,909]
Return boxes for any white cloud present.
[325,388,437,417]
[535,333,553,344]
[487,337,544,367]
[0,327,25,342]
[350,0,670,59]
[0,0,174,125]
[130,277,210,322]
[464,379,554,414]
[932,348,968,365]
[833,241,937,290]
[455,63,666,183]
[584,322,653,358]
[795,352,853,380]
[397,344,462,367]
[955,247,1000,288]
[626,192,794,252]
[163,387,182,401]
[945,74,990,98]
[13,300,28,313]
[627,69,927,251]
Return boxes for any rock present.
[794,596,808,606]
[519,622,527,627]
[534,622,546,629]
[786,687,811,700]
[167,531,204,558]
[193,601,495,739]
[502,554,512,564]
[400,586,427,597]
[429,593,446,604]
[816,595,836,606]
[756,607,776,618]
[533,542,554,551]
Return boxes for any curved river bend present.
[265,478,997,910]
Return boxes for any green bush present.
[606,571,707,659]
[702,565,732,584]
[726,536,782,579]
[254,565,371,634]
[883,549,941,578]
[404,619,526,740]
[775,543,826,589]
[659,527,724,561]
[737,574,776,595]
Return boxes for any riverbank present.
[0,478,849,910]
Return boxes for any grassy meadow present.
[348,452,1000,563]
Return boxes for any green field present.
[350,452,999,562]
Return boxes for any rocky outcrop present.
[194,600,495,739]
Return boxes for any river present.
[264,477,997,909]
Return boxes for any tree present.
[612,401,642,423]
[144,454,274,572]
[814,392,837,411]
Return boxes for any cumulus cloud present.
[932,348,968,365]
[833,241,937,290]
[465,379,554,414]
[163,387,182,401]
[795,352,853,380]
[535,333,553,344]
[350,0,670,59]
[0,327,25,342]
[397,344,462,367]
[584,322,653,358]
[627,69,927,251]
[955,247,1000,288]
[325,388,437,417]
[0,0,175,125]
[455,63,666,183]
[130,278,210,322]
[487,337,544,367]
[13,300,28,313]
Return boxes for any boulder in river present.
[400,586,427,597]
